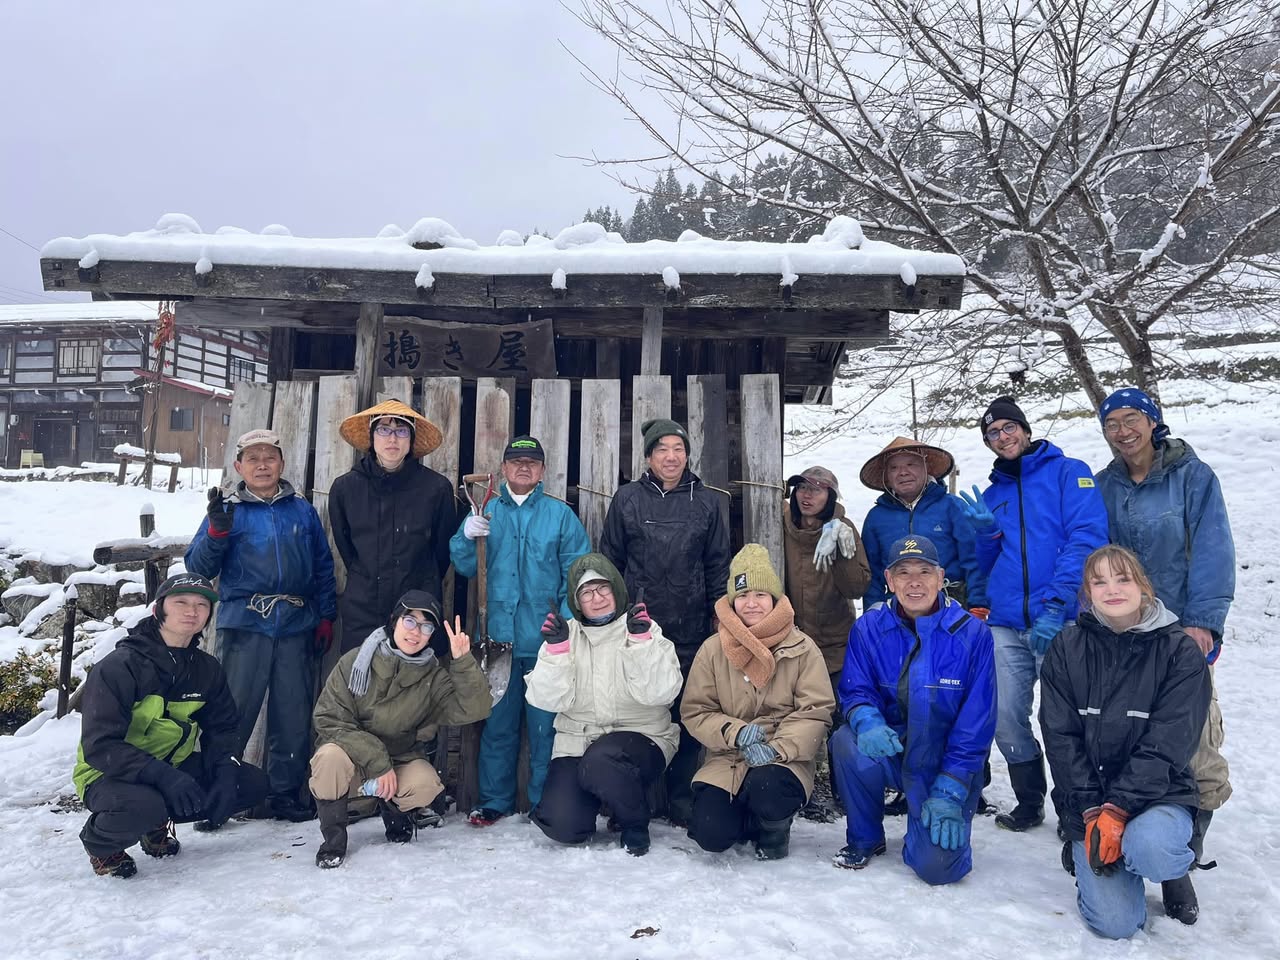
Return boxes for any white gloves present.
[813,520,840,572]
[813,520,857,572]
[463,515,490,539]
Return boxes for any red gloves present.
[315,619,334,655]
[968,606,990,621]
[1083,803,1130,875]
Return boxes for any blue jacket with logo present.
[838,596,996,800]
[184,480,337,637]
[1095,438,1234,635]
[976,440,1108,630]
[862,480,988,608]
[449,482,591,658]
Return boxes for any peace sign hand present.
[444,615,470,659]
[953,484,996,532]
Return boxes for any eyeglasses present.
[984,422,1022,443]
[576,583,613,602]
[399,615,435,635]
[374,425,412,439]
[795,482,828,495]
[1103,413,1147,435]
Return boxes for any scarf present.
[348,628,436,697]
[715,594,796,690]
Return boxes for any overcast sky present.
[0,0,657,305]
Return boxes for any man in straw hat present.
[860,437,987,613]
[329,398,457,654]
[450,435,591,826]
[186,428,337,822]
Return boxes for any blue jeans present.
[830,725,978,885]
[991,624,1053,764]
[218,628,314,800]
[1072,803,1194,939]
[478,654,554,813]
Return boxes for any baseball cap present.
[235,428,283,456]
[886,535,942,569]
[786,466,840,496]
[503,435,545,462]
[156,573,219,605]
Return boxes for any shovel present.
[462,472,512,705]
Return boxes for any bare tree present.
[575,0,1280,406]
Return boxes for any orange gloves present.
[1083,803,1130,875]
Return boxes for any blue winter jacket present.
[184,480,338,637]
[862,481,988,608]
[449,482,591,657]
[1095,438,1234,636]
[838,596,996,800]
[976,440,1108,630]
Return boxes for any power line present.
[0,281,61,303]
[0,225,40,252]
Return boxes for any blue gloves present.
[849,705,904,759]
[741,742,780,767]
[1028,601,1066,656]
[921,777,968,850]
[954,485,996,533]
[736,724,766,748]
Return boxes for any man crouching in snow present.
[830,536,996,883]
[73,573,268,878]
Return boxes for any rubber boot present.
[754,815,794,861]
[1162,874,1199,925]
[381,800,416,843]
[315,798,348,869]
[995,754,1046,832]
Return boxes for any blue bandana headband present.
[1099,387,1170,442]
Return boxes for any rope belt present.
[246,593,306,618]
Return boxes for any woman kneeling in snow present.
[308,591,492,868]
[525,553,683,856]
[681,544,835,860]
[1040,545,1210,938]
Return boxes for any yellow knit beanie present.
[727,543,783,600]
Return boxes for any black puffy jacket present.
[1040,603,1209,841]
[329,454,459,652]
[599,468,730,670]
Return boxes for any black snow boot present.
[1162,874,1199,925]
[995,754,1046,832]
[315,798,348,869]
[754,815,794,861]
[1060,840,1075,876]
[381,800,416,844]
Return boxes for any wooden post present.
[116,459,127,486]
[687,374,730,530]
[421,377,462,487]
[353,302,384,410]
[640,306,663,376]
[167,462,179,494]
[139,505,162,602]
[223,382,275,480]
[378,375,414,407]
[740,374,785,588]
[530,378,571,500]
[579,379,621,547]
[56,585,78,718]
[272,380,318,493]
[312,375,358,679]
[631,375,672,481]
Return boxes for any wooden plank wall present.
[272,381,317,493]
[578,379,620,547]
[630,374,672,481]
[312,375,358,681]
[739,374,785,586]
[530,378,571,501]
[421,377,463,488]
[687,374,730,530]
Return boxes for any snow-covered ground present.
[1,356,1277,958]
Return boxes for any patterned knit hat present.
[727,543,783,601]
[1099,387,1169,442]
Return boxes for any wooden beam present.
[92,540,191,566]
[578,379,620,547]
[529,378,571,501]
[740,374,785,590]
[44,257,964,311]
[353,302,383,409]
[640,306,663,376]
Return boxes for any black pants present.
[688,766,807,853]
[665,685,702,824]
[80,752,269,857]
[531,732,666,844]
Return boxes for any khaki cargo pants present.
[1191,666,1231,810]
[308,742,444,812]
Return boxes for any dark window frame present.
[229,357,256,383]
[169,407,195,431]
[57,338,100,376]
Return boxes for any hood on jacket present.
[1087,596,1180,635]
[991,438,1057,480]
[566,552,628,623]
[785,499,847,539]
[234,477,297,504]
[1101,436,1193,487]
[640,467,700,499]
[873,478,949,512]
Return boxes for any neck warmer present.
[348,628,436,697]
[715,594,796,690]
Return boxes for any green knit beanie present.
[641,418,690,457]
[727,543,783,601]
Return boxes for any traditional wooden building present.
[0,301,268,469]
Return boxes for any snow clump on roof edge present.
[154,213,203,235]
[553,222,610,249]
[405,218,479,250]
[260,224,293,237]
[495,229,524,247]
[377,224,406,239]
[821,215,864,249]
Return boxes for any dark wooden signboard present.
[378,317,556,380]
